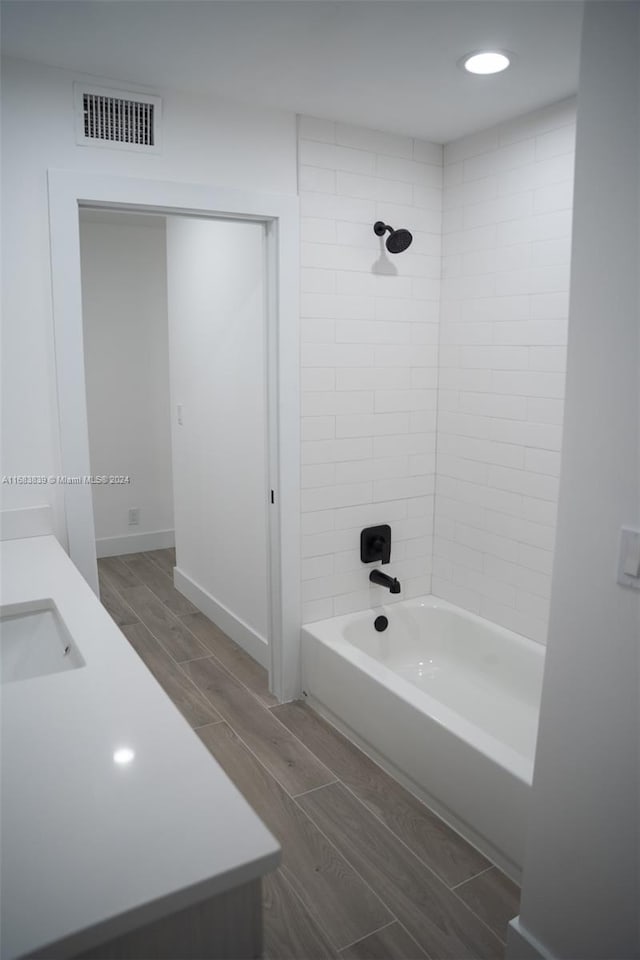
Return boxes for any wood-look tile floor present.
[99,549,520,960]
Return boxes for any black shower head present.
[373,220,413,254]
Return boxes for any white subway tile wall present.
[298,99,576,639]
[433,98,576,643]
[298,115,443,621]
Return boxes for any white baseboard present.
[173,566,269,670]
[0,506,53,541]
[96,529,175,558]
[506,918,556,960]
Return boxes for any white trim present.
[174,567,269,670]
[47,169,300,702]
[96,529,175,558]
[0,506,54,541]
[506,918,557,960]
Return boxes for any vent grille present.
[74,83,161,152]
[83,93,155,146]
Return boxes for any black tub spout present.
[369,569,401,594]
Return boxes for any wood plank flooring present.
[99,549,520,960]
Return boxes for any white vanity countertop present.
[0,535,280,960]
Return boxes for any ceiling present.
[0,1,583,143]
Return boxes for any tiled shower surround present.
[299,99,576,641]
[299,115,443,621]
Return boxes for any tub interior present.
[343,600,544,761]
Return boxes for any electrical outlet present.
[128,508,140,526]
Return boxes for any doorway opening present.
[48,171,300,701]
[79,208,271,668]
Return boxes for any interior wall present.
[433,98,576,643]
[508,3,639,957]
[166,217,269,655]
[80,212,174,555]
[298,115,443,622]
[2,53,581,650]
[0,56,297,542]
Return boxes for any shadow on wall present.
[371,245,398,275]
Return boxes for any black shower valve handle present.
[360,524,392,565]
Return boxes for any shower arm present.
[373,221,393,237]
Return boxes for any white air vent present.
[74,83,161,153]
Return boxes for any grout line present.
[272,703,498,894]
[426,152,445,598]
[173,612,279,709]
[109,579,316,798]
[448,882,511,947]
[177,644,277,712]
[300,776,505,953]
[104,567,216,696]
[178,653,216,665]
[162,626,338,794]
[193,696,337,801]
[451,864,495,891]
[107,561,244,691]
[120,552,195,617]
[98,577,141,626]
[292,779,340,799]
[270,865,343,956]
[96,559,142,594]
[143,549,176,578]
[289,786,401,946]
[181,643,283,713]
[336,919,397,955]
[201,721,395,953]
[106,560,301,747]
[107,587,226,728]
[124,601,198,669]
[337,769,507,938]
[192,719,225,732]
[386,918,433,960]
[193,710,397,953]
[336,777,471,888]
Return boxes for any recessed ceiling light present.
[461,51,511,75]
[113,747,135,766]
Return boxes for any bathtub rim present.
[301,593,545,787]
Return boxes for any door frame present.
[47,169,300,702]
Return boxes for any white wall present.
[166,217,269,650]
[0,56,296,542]
[508,3,639,959]
[80,211,174,554]
[433,99,576,643]
[298,115,443,622]
[2,53,583,655]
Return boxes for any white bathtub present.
[301,595,545,880]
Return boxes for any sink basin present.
[1,600,85,684]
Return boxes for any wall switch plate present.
[617,527,640,589]
[128,508,140,526]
